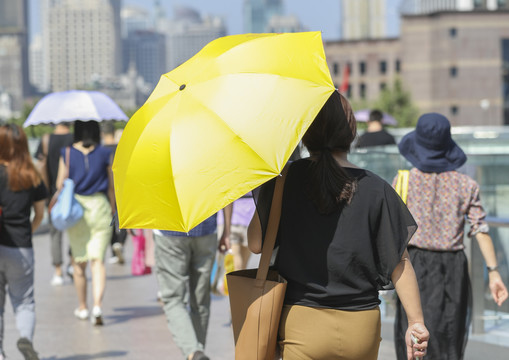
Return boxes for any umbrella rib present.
[182,88,277,171]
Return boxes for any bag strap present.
[395,169,409,204]
[64,146,71,179]
[256,164,289,281]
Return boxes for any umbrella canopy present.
[113,32,335,232]
[23,90,128,127]
[354,109,397,126]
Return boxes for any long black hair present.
[74,120,100,148]
[302,91,357,214]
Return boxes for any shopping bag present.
[226,166,288,360]
[131,229,152,276]
[211,251,225,295]
[49,178,84,231]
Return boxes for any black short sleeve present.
[374,183,417,289]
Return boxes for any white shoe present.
[108,256,120,264]
[91,306,103,326]
[112,243,125,264]
[50,275,64,286]
[74,308,89,320]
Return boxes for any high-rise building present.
[0,0,30,111]
[400,0,509,14]
[163,6,226,71]
[44,0,122,91]
[326,9,509,126]
[121,5,151,38]
[341,0,390,40]
[266,15,307,33]
[29,34,45,92]
[123,30,166,88]
[243,0,284,33]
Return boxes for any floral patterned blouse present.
[392,168,489,251]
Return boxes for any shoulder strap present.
[64,146,71,179]
[256,164,289,281]
[395,169,410,204]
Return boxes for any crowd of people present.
[0,94,508,360]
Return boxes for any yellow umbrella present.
[113,31,335,232]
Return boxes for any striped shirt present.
[392,168,488,251]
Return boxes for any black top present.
[256,159,416,311]
[0,165,47,248]
[35,133,73,195]
[356,129,396,148]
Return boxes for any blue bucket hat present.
[398,113,466,173]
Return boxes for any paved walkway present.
[2,231,508,359]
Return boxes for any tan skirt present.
[67,192,112,263]
[278,304,381,360]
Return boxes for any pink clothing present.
[392,168,488,251]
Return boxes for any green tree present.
[372,78,419,128]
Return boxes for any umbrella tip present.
[179,84,186,91]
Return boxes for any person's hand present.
[405,322,429,360]
[489,271,509,306]
[218,233,230,254]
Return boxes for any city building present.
[325,9,509,126]
[266,15,307,33]
[121,5,151,38]
[162,6,226,71]
[0,0,30,111]
[44,0,122,91]
[341,0,388,40]
[243,0,284,33]
[400,0,509,13]
[326,37,401,100]
[29,34,45,92]
[123,30,166,88]
[401,10,509,126]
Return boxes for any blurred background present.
[1,0,509,345]
[1,0,508,129]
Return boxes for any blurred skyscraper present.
[29,34,44,92]
[266,15,306,33]
[43,0,122,91]
[160,6,226,71]
[400,0,508,13]
[123,30,166,88]
[0,0,30,112]
[243,0,284,33]
[121,4,166,88]
[341,0,403,40]
[121,5,151,38]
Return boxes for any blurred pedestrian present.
[34,123,73,285]
[356,109,396,148]
[101,121,127,265]
[0,124,47,360]
[217,192,256,270]
[153,204,232,360]
[248,91,429,360]
[55,120,115,325]
[393,112,508,360]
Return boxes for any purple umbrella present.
[23,90,128,127]
[354,109,397,126]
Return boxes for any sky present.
[29,0,402,42]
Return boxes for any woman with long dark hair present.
[0,124,46,360]
[248,91,429,359]
[55,120,115,325]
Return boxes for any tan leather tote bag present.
[226,166,288,360]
